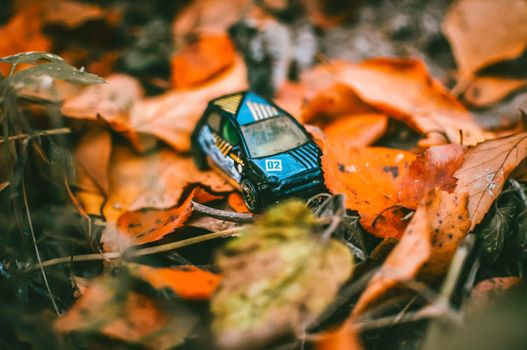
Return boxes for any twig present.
[0,181,9,192]
[191,200,255,223]
[0,127,71,144]
[26,226,245,271]
[22,180,60,315]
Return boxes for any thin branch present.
[26,226,245,271]
[0,127,71,144]
[22,180,60,315]
[191,200,254,223]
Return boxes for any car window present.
[222,120,240,146]
[240,116,308,158]
[207,111,221,132]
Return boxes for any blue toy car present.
[191,91,325,211]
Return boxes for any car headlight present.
[268,175,280,187]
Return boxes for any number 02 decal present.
[265,159,282,172]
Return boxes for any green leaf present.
[211,200,354,349]
[11,62,104,90]
[0,52,64,65]
[479,196,519,262]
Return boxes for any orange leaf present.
[305,58,488,146]
[454,133,527,231]
[443,0,527,80]
[129,57,247,152]
[0,6,51,75]
[55,277,196,349]
[101,146,233,250]
[309,127,415,238]
[316,322,363,350]
[398,144,464,209]
[464,76,527,107]
[353,189,470,315]
[171,35,236,89]
[116,193,194,245]
[129,264,221,300]
[324,113,388,148]
[227,192,249,213]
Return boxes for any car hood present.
[251,142,321,181]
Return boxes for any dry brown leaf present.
[324,113,388,148]
[306,58,488,146]
[454,133,527,231]
[353,189,470,315]
[464,76,527,107]
[171,34,236,89]
[398,144,464,209]
[309,126,415,238]
[443,0,527,80]
[55,277,196,350]
[303,0,361,28]
[101,146,232,250]
[128,264,221,300]
[129,57,247,152]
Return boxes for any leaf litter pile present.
[1,1,527,349]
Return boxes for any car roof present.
[209,91,286,126]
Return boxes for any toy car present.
[191,91,325,212]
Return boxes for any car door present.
[197,109,223,164]
[218,118,243,182]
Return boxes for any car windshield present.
[240,116,308,158]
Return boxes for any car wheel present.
[241,179,261,212]
[192,144,209,170]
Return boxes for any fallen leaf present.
[398,144,465,209]
[454,133,527,230]
[306,58,488,146]
[324,113,388,148]
[227,192,249,213]
[61,74,151,151]
[75,127,112,194]
[0,6,51,76]
[116,193,194,245]
[55,276,197,350]
[211,200,353,349]
[443,0,527,80]
[101,145,232,250]
[464,76,527,107]
[42,1,104,28]
[310,126,415,238]
[353,189,470,315]
[302,82,375,123]
[315,321,363,350]
[128,264,221,300]
[173,0,251,43]
[303,0,361,28]
[129,57,247,152]
[171,34,236,89]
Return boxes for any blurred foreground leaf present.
[211,200,354,349]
